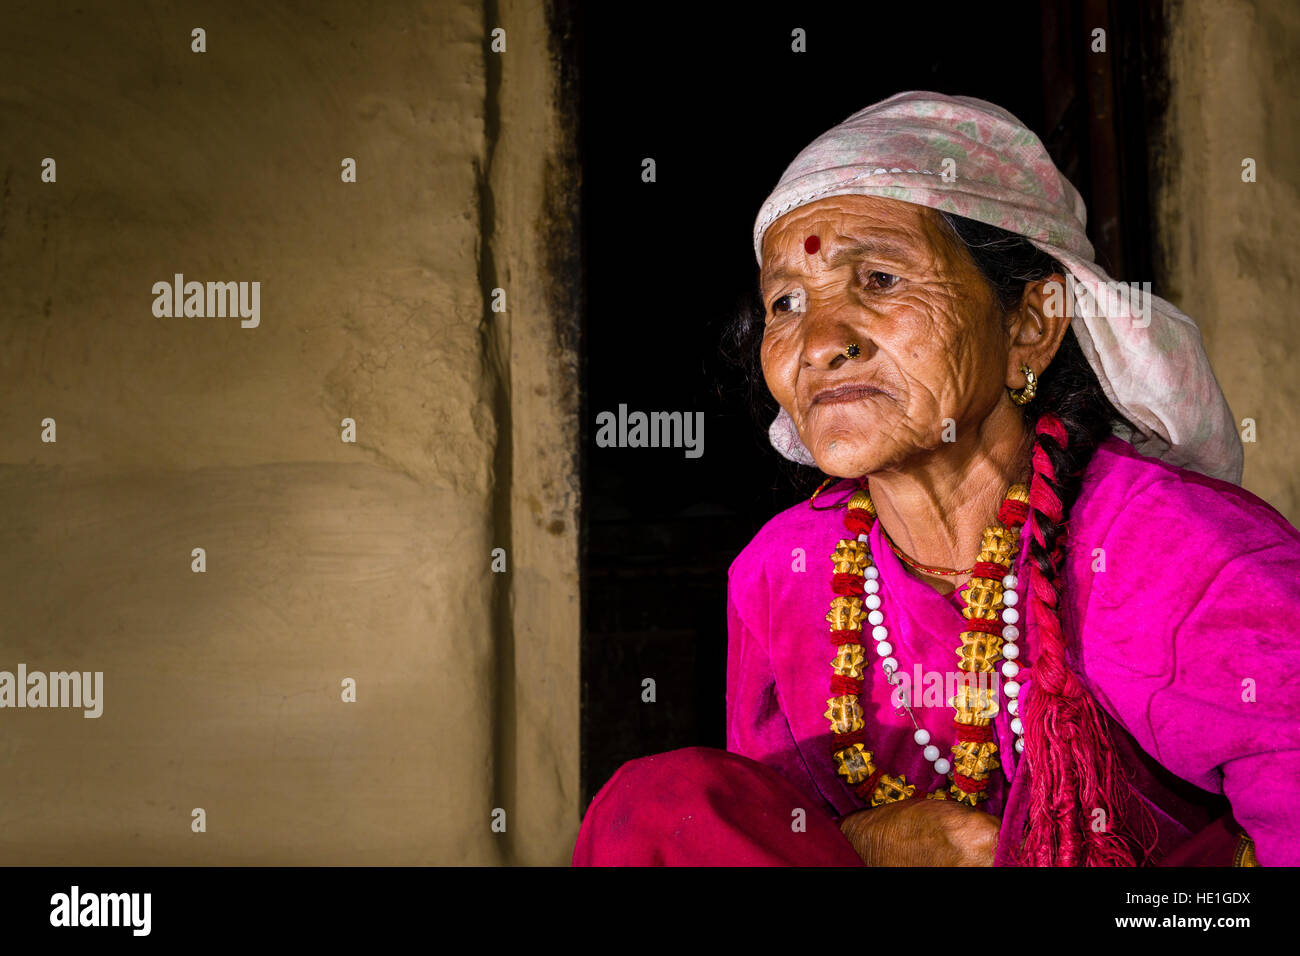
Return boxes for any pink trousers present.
[572,746,865,866]
[572,746,1252,866]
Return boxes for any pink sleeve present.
[725,567,831,815]
[1078,478,1300,866]
[1164,550,1300,866]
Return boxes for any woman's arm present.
[1077,478,1300,865]
[725,578,827,804]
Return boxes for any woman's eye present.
[772,289,806,314]
[865,271,900,290]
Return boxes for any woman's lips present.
[811,384,885,406]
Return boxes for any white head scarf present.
[753,91,1243,484]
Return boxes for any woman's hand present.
[838,796,1001,866]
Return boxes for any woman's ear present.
[1006,273,1072,386]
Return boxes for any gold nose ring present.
[844,343,861,358]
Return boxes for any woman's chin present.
[807,438,880,478]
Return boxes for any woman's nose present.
[801,303,869,370]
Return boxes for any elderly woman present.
[572,92,1300,866]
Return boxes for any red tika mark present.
[804,235,820,254]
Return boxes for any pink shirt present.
[725,437,1300,865]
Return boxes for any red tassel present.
[1014,413,1148,866]
[853,768,884,803]
[831,572,864,596]
[998,499,1029,528]
[952,772,989,793]
[832,729,866,749]
[971,561,1009,581]
[830,674,862,697]
[845,510,874,535]
[953,721,995,743]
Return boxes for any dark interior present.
[575,0,1167,807]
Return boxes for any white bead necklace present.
[857,530,1028,782]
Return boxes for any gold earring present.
[1009,364,1037,405]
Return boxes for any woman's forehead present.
[760,196,951,279]
[772,194,924,227]
[765,197,938,252]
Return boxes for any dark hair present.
[725,210,1154,865]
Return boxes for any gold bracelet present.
[1232,834,1258,867]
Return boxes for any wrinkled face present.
[760,195,1011,477]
